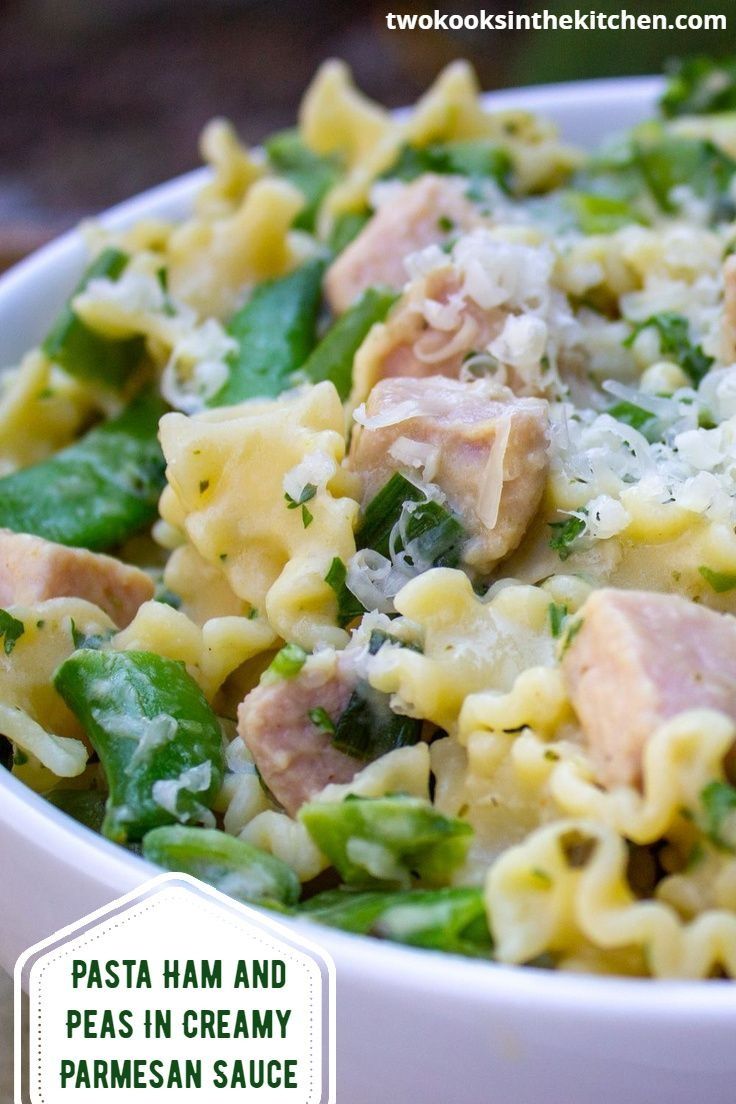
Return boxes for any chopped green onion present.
[308,707,336,734]
[0,610,24,656]
[324,557,365,627]
[267,643,308,680]
[331,683,422,761]
[548,602,568,639]
[358,472,465,568]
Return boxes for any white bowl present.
[1,76,735,1104]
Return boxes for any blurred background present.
[0,0,733,265]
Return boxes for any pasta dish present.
[2,56,736,979]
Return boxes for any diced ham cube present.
[237,656,361,815]
[0,529,153,628]
[562,588,736,789]
[325,174,480,313]
[350,376,549,574]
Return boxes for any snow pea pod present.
[0,388,166,550]
[301,286,398,400]
[302,886,492,957]
[299,794,472,888]
[143,825,300,908]
[54,650,225,844]
[207,259,325,406]
[42,246,145,390]
[265,129,340,232]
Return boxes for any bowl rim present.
[1,71,734,1012]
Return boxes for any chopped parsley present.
[368,628,423,655]
[698,566,736,594]
[607,400,655,433]
[548,602,569,639]
[548,514,586,560]
[285,483,317,528]
[0,610,24,656]
[559,616,584,656]
[700,781,736,851]
[70,620,113,651]
[308,707,336,734]
[623,312,713,386]
[267,642,307,680]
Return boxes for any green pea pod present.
[54,650,225,843]
[143,825,300,908]
[42,247,145,390]
[299,794,472,888]
[302,886,492,957]
[301,286,398,400]
[265,130,341,233]
[0,389,166,550]
[208,260,325,406]
[327,210,371,255]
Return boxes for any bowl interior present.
[3,74,733,1014]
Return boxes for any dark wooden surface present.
[1,0,733,267]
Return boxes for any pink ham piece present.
[562,588,736,789]
[324,174,480,314]
[350,375,549,575]
[238,657,361,815]
[0,529,153,628]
